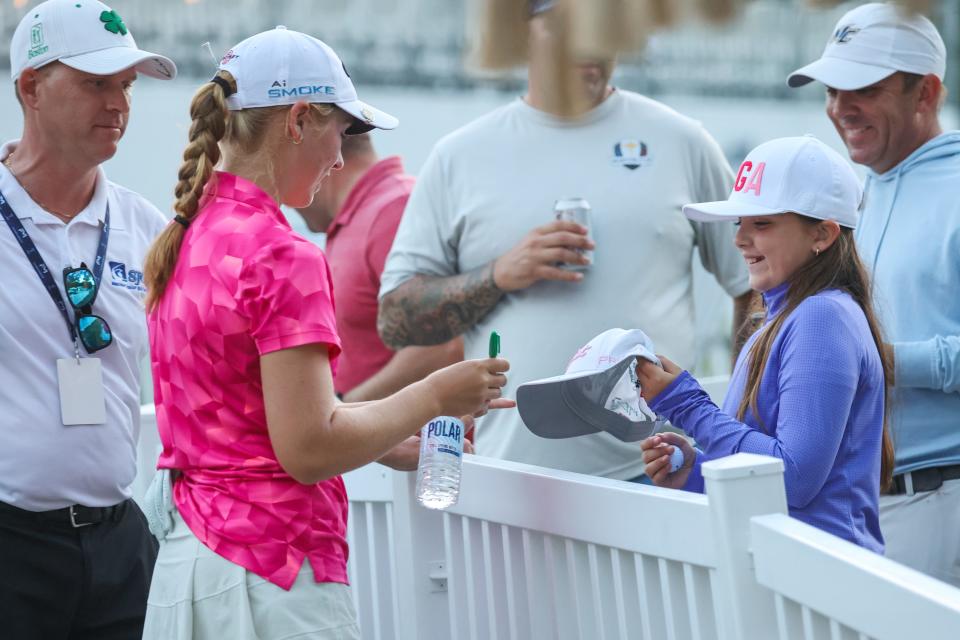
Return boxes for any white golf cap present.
[217,27,398,134]
[683,136,862,229]
[787,2,945,91]
[10,0,176,81]
[516,328,665,443]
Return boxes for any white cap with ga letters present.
[683,136,863,229]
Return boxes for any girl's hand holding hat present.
[636,355,681,402]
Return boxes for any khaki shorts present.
[143,508,360,640]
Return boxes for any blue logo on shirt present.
[109,261,146,292]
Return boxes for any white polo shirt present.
[0,140,167,511]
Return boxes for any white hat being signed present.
[517,328,665,443]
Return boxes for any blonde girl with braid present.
[636,137,892,554]
[141,29,512,639]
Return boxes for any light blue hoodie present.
[856,131,960,475]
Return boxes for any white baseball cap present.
[10,0,176,81]
[683,136,862,229]
[217,27,398,134]
[787,2,945,91]
[516,328,666,443]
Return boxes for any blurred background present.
[0,0,956,386]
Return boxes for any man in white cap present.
[789,2,960,586]
[0,0,177,635]
[378,1,750,482]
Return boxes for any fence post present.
[391,470,451,640]
[703,453,788,640]
[343,464,398,639]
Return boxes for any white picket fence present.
[136,407,960,640]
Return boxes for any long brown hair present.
[143,70,334,311]
[735,217,895,493]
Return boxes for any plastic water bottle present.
[416,416,465,510]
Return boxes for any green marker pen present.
[489,331,501,358]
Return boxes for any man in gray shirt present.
[378,4,750,480]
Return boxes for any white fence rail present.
[341,463,401,640]
[751,514,960,640]
[137,407,960,639]
[393,456,728,640]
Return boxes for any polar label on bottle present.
[426,417,463,457]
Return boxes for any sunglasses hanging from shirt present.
[0,190,113,354]
[63,264,113,353]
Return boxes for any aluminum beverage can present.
[554,197,593,270]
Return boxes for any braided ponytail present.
[144,71,235,311]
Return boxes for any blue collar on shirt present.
[762,282,789,318]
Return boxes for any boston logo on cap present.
[28,23,48,59]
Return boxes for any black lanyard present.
[0,189,110,347]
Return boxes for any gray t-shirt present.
[381,90,748,479]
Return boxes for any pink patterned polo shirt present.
[149,172,347,590]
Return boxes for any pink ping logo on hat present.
[733,161,765,196]
[567,344,592,368]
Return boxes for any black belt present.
[888,464,960,495]
[0,499,128,528]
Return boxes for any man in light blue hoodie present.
[788,2,960,586]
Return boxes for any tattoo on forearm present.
[378,263,503,349]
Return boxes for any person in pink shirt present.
[140,28,511,640]
[295,133,464,404]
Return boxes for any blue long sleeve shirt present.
[650,284,885,552]
[856,132,960,474]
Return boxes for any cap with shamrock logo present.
[10,0,176,81]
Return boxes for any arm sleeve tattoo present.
[378,262,503,349]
